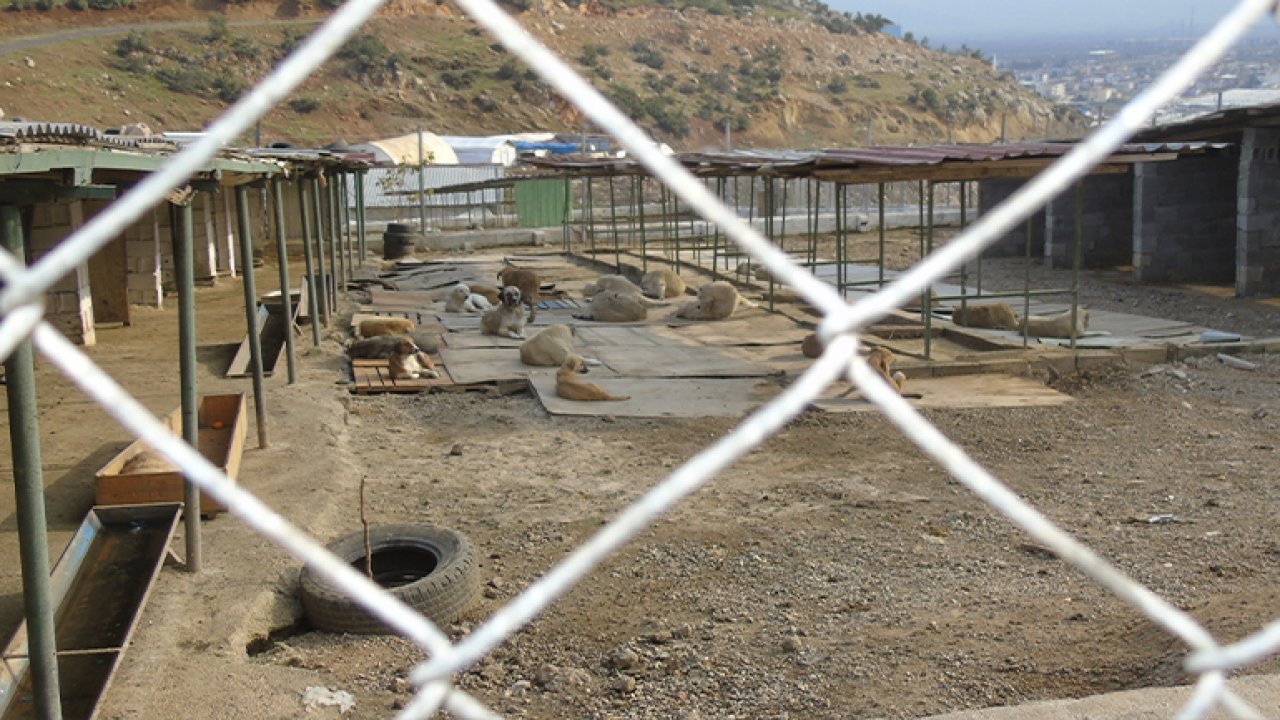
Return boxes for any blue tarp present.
[515,141,583,155]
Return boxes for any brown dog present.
[497,265,540,322]
[357,317,414,338]
[387,337,439,380]
[866,346,906,394]
[555,354,629,402]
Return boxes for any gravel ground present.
[240,249,1280,720]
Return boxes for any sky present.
[825,1,1249,47]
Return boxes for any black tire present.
[382,234,420,260]
[299,524,480,635]
[385,222,416,234]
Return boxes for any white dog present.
[445,283,493,313]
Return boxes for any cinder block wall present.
[977,179,1045,258]
[27,201,94,345]
[124,208,164,308]
[1237,127,1280,296]
[1133,153,1237,283]
[1044,173,1134,269]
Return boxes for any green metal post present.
[808,180,818,268]
[1023,215,1032,348]
[877,183,886,286]
[959,182,969,325]
[834,185,844,295]
[1071,180,1083,351]
[327,179,342,303]
[586,178,595,257]
[342,174,354,276]
[235,185,269,449]
[271,179,297,384]
[924,181,934,360]
[174,201,202,572]
[310,178,330,325]
[673,192,682,274]
[298,180,322,347]
[608,176,621,272]
[2,205,63,720]
[562,177,571,252]
[355,171,367,263]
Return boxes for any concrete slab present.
[438,347,530,384]
[591,344,775,378]
[530,372,781,418]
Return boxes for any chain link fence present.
[3,0,1279,717]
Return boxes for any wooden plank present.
[349,358,453,394]
[226,304,270,377]
[530,373,780,418]
[441,332,524,349]
[438,347,530,384]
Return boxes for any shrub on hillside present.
[116,30,152,57]
[289,97,321,114]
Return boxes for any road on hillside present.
[0,17,321,57]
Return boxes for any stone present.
[612,675,636,693]
[606,647,640,671]
[781,636,803,653]
[533,663,558,687]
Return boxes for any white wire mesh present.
[0,0,1276,718]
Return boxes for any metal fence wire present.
[3,0,1280,717]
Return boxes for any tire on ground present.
[299,524,480,634]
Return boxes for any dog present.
[573,290,649,323]
[356,317,414,339]
[674,281,757,321]
[555,354,629,402]
[348,335,441,381]
[480,286,527,339]
[520,324,575,367]
[1024,309,1090,339]
[640,268,685,299]
[951,302,1019,331]
[866,346,906,395]
[445,283,493,314]
[387,337,440,380]
[497,265,541,322]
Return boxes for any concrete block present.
[126,273,161,291]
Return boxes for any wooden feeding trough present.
[94,393,247,514]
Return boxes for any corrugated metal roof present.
[1134,100,1280,143]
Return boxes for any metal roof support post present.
[328,178,343,300]
[673,189,682,275]
[635,176,647,273]
[310,178,330,325]
[271,179,297,384]
[561,178,571,253]
[323,179,338,301]
[235,185,269,450]
[877,182,886,287]
[608,176,620,273]
[417,129,428,234]
[710,177,722,281]
[763,179,774,310]
[808,180,819,269]
[355,171,367,264]
[1071,180,1083,352]
[834,184,843,296]
[298,179,322,347]
[1023,215,1032,349]
[173,201,202,572]
[342,174,354,275]
[959,181,969,325]
[586,179,595,258]
[924,181,935,360]
[1,205,63,720]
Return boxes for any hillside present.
[0,0,1085,149]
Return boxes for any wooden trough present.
[94,393,247,514]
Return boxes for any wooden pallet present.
[350,358,452,394]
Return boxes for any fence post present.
[272,178,297,384]
[174,200,202,572]
[235,184,270,449]
[1,204,63,720]
[298,178,322,347]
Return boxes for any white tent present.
[438,136,518,166]
[350,132,459,165]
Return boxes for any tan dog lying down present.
[555,354,629,402]
[640,268,685,299]
[521,325,575,367]
[356,317,414,338]
[348,335,439,379]
[1025,309,1089,339]
[574,290,649,323]
[582,275,668,306]
[674,281,757,321]
[951,302,1019,331]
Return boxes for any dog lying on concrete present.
[480,286,528,339]
[445,283,493,313]
[555,354,629,402]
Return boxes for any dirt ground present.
[2,239,1280,720]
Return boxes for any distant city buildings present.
[1002,37,1280,127]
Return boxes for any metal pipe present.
[272,179,297,384]
[235,185,270,449]
[638,177,648,272]
[924,181,934,360]
[608,176,620,272]
[298,179,322,347]
[328,178,343,300]
[355,171,367,263]
[959,182,968,325]
[586,178,595,257]
[1023,215,1032,349]
[174,201,202,572]
[310,177,330,325]
[561,177,571,252]
[1071,180,1083,351]
[417,128,428,233]
[1,205,63,720]
[342,174,354,276]
[877,182,886,286]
